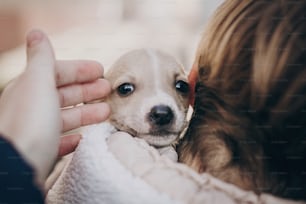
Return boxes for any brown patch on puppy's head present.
[106,49,189,147]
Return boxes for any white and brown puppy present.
[105,49,190,155]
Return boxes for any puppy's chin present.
[110,121,180,146]
[139,133,178,147]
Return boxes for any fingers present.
[61,103,110,132]
[26,30,55,77]
[58,79,111,107]
[56,60,104,87]
[58,134,82,157]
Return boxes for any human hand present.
[56,59,111,157]
[0,30,111,186]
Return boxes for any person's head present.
[179,0,306,200]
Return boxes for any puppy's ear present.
[188,63,198,107]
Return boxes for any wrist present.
[0,130,58,187]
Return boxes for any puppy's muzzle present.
[148,105,174,127]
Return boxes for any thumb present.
[26,30,56,76]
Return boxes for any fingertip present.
[88,102,111,124]
[98,102,111,121]
[81,60,104,78]
[78,102,111,128]
[58,134,82,157]
[26,29,44,48]
[25,29,55,73]
[92,61,104,76]
[98,78,112,95]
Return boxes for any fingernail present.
[27,30,44,48]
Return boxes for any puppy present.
[178,0,306,201]
[105,49,190,157]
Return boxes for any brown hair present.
[178,0,306,200]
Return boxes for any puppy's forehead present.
[106,49,186,80]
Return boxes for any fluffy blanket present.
[46,123,301,204]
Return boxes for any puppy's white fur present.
[105,49,189,147]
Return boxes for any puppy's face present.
[105,49,189,147]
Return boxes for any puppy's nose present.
[149,105,174,126]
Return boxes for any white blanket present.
[46,123,302,204]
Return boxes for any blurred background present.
[0,0,223,89]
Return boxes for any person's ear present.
[188,62,198,107]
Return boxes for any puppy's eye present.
[117,83,135,96]
[175,80,189,94]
